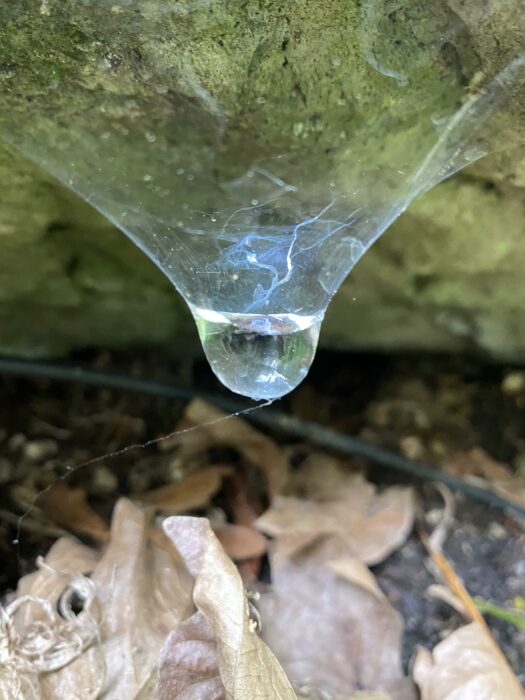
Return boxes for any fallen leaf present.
[420,529,487,630]
[326,556,389,600]
[419,526,524,698]
[142,466,232,513]
[89,499,194,699]
[157,611,224,700]
[258,541,415,700]
[5,538,103,699]
[214,523,268,561]
[39,482,110,542]
[257,474,414,566]
[426,584,468,618]
[6,498,194,700]
[166,399,289,497]
[163,516,297,699]
[285,451,362,501]
[444,447,525,511]
[413,623,525,700]
[297,690,391,700]
[18,538,97,592]
[14,536,99,616]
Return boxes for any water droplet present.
[190,307,322,400]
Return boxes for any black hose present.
[1,355,524,518]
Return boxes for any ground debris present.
[257,538,416,700]
[1,356,524,698]
[444,447,525,514]
[257,471,414,566]
[414,623,524,700]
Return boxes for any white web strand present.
[14,398,275,553]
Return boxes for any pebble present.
[23,439,58,462]
[488,521,508,540]
[400,435,425,460]
[7,433,26,453]
[91,465,118,495]
[501,371,525,396]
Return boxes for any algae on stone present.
[0,1,524,358]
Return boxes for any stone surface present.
[0,1,524,360]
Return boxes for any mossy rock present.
[0,1,524,359]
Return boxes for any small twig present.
[420,529,488,629]
[420,529,525,698]
[0,508,69,539]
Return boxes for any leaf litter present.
[0,392,523,699]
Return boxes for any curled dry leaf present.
[444,447,525,512]
[214,523,268,561]
[2,548,100,699]
[142,465,233,513]
[88,499,194,699]
[2,538,101,699]
[166,399,289,497]
[257,474,414,566]
[297,690,391,700]
[39,482,110,542]
[413,622,525,700]
[157,611,224,700]
[5,498,194,700]
[162,516,297,699]
[258,544,416,700]
[14,537,99,615]
[285,451,362,501]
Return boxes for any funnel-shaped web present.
[1,1,524,399]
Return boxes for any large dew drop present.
[191,307,322,400]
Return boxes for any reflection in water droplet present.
[191,306,322,400]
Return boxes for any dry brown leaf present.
[7,498,194,700]
[413,623,525,700]
[214,523,268,561]
[298,691,391,700]
[5,538,103,699]
[426,584,469,618]
[257,474,414,566]
[419,527,524,698]
[258,543,416,700]
[326,556,388,600]
[142,465,232,513]
[14,537,99,614]
[163,516,297,699]
[39,482,110,542]
[285,451,362,501]
[157,611,225,700]
[444,447,525,511]
[88,499,194,698]
[167,399,289,497]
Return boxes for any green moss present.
[0,1,523,359]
